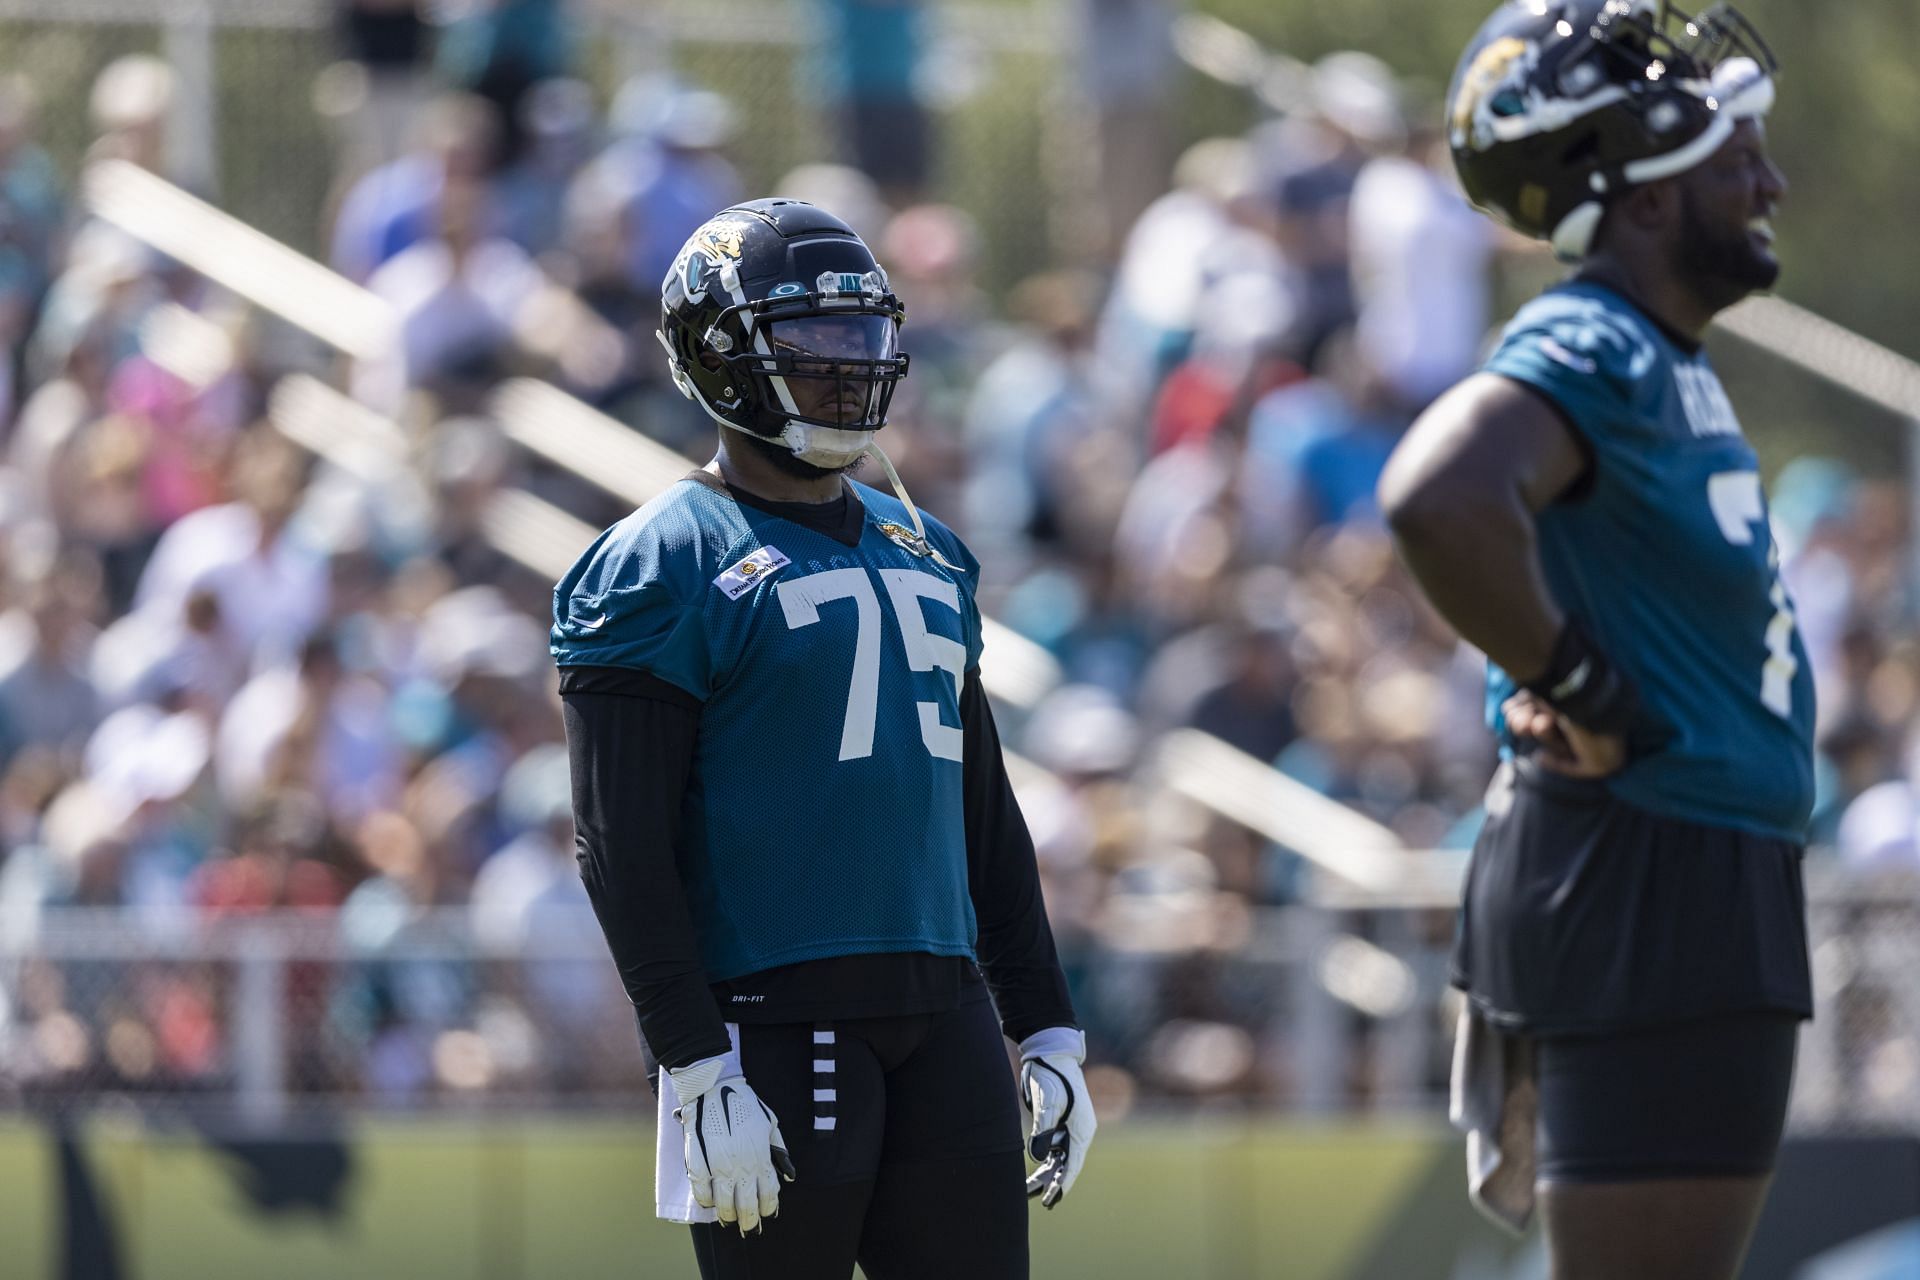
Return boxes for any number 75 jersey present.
[1482,281,1816,840]
[551,474,985,983]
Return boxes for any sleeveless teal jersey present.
[551,477,985,981]
[1482,281,1816,840]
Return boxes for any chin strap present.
[862,440,926,544]
[715,418,925,541]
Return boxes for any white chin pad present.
[1549,201,1606,262]
[1713,56,1774,121]
[783,423,876,468]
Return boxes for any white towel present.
[654,1023,741,1224]
[1448,1004,1538,1236]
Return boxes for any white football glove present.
[1019,1027,1096,1208]
[668,1051,796,1235]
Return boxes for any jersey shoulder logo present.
[714,545,792,601]
[876,521,965,573]
[1536,335,1596,374]
[1542,310,1656,380]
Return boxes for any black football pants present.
[688,995,1030,1280]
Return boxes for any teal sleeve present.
[552,533,712,701]
[927,518,985,672]
[1481,307,1654,455]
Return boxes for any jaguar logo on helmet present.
[657,198,912,468]
[1450,35,1536,152]
[692,217,750,265]
[677,216,754,301]
[1447,0,1778,260]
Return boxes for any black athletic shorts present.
[1536,1011,1800,1181]
[688,992,1029,1280]
[1454,760,1813,1034]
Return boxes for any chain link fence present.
[0,2,332,252]
[1796,876,1920,1133]
[3,882,1915,1128]
[0,0,1077,284]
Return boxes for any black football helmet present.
[1448,0,1777,259]
[657,198,909,466]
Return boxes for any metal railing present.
[2,888,1913,1130]
[0,906,645,1122]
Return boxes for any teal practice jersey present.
[551,476,985,982]
[1482,281,1816,840]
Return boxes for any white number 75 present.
[776,567,967,762]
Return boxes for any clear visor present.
[767,314,898,366]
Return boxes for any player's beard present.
[1674,184,1780,308]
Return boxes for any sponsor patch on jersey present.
[876,521,965,572]
[714,545,792,600]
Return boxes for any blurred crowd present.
[0,0,1912,1117]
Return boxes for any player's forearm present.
[976,916,1078,1043]
[561,684,731,1070]
[959,670,1078,1040]
[581,892,726,1070]
[971,831,1075,1042]
[1379,374,1596,683]
[1383,481,1563,683]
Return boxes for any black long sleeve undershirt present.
[958,670,1077,1043]
[560,667,731,1070]
[560,664,1078,1071]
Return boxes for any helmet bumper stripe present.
[1478,83,1630,147]
[750,323,805,422]
[1619,110,1734,184]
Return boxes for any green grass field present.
[0,1114,1527,1279]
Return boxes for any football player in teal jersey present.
[553,199,1094,1279]
[1379,4,1808,1278]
